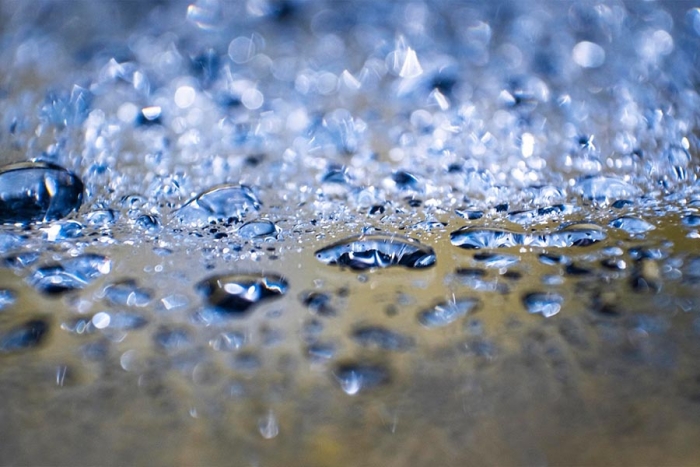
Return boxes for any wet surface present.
[1,0,700,466]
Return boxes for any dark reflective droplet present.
[1,319,49,353]
[391,170,421,190]
[0,162,83,225]
[197,273,288,316]
[299,291,335,316]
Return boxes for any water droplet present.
[565,263,592,276]
[91,312,111,329]
[103,312,148,331]
[390,170,421,191]
[333,362,390,395]
[136,106,162,126]
[306,342,336,362]
[232,351,261,372]
[315,234,436,270]
[539,253,567,266]
[28,254,111,295]
[667,146,692,181]
[135,214,161,232]
[601,258,627,271]
[450,223,605,249]
[0,289,16,311]
[43,220,83,241]
[3,252,39,269]
[86,209,118,226]
[209,331,246,351]
[418,298,480,328]
[61,317,96,335]
[160,294,189,311]
[0,161,83,225]
[451,227,522,249]
[410,219,447,231]
[176,184,261,226]
[455,209,484,220]
[572,41,606,68]
[197,273,288,315]
[522,292,563,318]
[609,216,655,235]
[575,176,641,205]
[258,410,279,439]
[101,279,152,307]
[299,291,335,316]
[547,223,607,247]
[238,220,280,240]
[1,319,49,352]
[351,326,414,351]
[321,165,351,185]
[682,215,700,227]
[153,326,191,351]
[631,259,662,292]
[473,252,520,268]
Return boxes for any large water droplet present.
[315,234,436,270]
[197,273,288,315]
[175,184,261,226]
[0,161,83,225]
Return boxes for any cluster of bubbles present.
[0,0,700,451]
